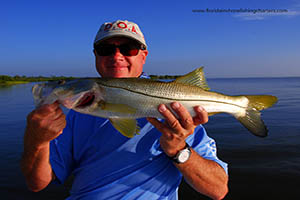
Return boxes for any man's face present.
[94,37,148,78]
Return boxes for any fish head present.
[32,79,102,109]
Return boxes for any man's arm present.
[174,148,228,200]
[147,102,228,200]
[21,102,66,192]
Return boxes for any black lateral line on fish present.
[99,83,247,109]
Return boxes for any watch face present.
[178,149,191,163]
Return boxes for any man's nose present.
[112,48,125,59]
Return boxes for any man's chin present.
[106,68,131,78]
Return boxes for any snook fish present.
[32,67,277,138]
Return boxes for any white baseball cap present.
[94,20,147,48]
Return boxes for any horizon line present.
[1,74,300,79]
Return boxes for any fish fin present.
[208,112,221,116]
[233,95,277,137]
[99,101,137,114]
[109,118,140,138]
[173,67,210,90]
[245,95,278,111]
[234,109,268,137]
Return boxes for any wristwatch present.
[169,143,192,164]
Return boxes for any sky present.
[1,0,300,78]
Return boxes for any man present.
[21,20,228,200]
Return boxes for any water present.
[0,78,300,199]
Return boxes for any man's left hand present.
[147,102,208,157]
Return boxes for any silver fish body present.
[32,67,277,138]
[90,78,249,119]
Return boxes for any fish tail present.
[234,95,278,137]
[245,95,278,111]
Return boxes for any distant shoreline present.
[1,74,299,86]
[0,81,30,86]
[0,75,77,86]
[0,75,179,86]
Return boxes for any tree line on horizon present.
[0,74,180,83]
[0,75,77,84]
[149,75,180,80]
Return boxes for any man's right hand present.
[21,101,66,192]
[25,101,66,149]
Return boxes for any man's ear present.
[93,49,97,56]
[141,50,148,64]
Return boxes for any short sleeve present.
[186,125,228,174]
[50,110,75,184]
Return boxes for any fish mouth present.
[75,92,95,108]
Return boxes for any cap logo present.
[104,23,112,31]
[117,22,127,29]
[103,21,139,36]
[94,20,147,48]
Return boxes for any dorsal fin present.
[173,67,210,90]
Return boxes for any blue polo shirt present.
[50,110,227,200]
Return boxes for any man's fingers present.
[147,117,171,138]
[28,101,65,132]
[52,107,64,121]
[146,117,166,131]
[40,103,63,120]
[193,106,209,125]
[45,102,61,114]
[52,116,66,134]
[33,102,60,118]
[157,104,182,132]
[170,102,194,129]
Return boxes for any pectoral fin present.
[99,101,136,114]
[109,118,140,138]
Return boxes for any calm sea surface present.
[0,77,300,200]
